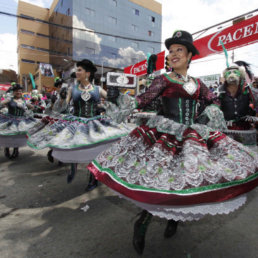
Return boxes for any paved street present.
[0,146,257,258]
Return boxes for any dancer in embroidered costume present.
[87,30,258,254]
[26,59,132,187]
[0,83,36,159]
[45,78,68,164]
[219,63,257,146]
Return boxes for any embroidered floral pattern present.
[96,132,257,191]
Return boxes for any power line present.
[0,10,163,44]
[0,9,257,47]
[192,8,258,38]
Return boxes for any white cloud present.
[73,15,102,55]
[155,0,258,76]
[104,47,146,68]
[14,0,53,8]
[0,33,17,72]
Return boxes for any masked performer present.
[0,83,36,159]
[26,59,132,189]
[219,63,257,146]
[27,89,46,114]
[87,30,258,254]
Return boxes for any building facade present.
[17,1,56,92]
[17,0,162,91]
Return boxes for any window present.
[150,16,155,22]
[132,42,139,49]
[20,14,34,20]
[36,33,49,38]
[148,47,155,53]
[133,8,139,16]
[37,47,50,53]
[148,30,154,36]
[108,36,116,42]
[21,59,35,64]
[108,16,117,24]
[66,8,70,16]
[85,8,95,17]
[85,47,95,55]
[20,29,34,35]
[111,53,117,59]
[21,44,35,50]
[131,24,138,32]
[110,0,117,6]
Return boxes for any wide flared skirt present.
[26,114,134,152]
[87,124,258,220]
[0,113,36,136]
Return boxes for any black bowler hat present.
[11,83,23,91]
[76,59,97,73]
[165,30,199,56]
[54,77,64,87]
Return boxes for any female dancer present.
[0,83,36,159]
[87,30,258,254]
[26,59,132,188]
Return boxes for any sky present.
[0,0,257,78]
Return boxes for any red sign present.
[124,51,165,76]
[0,84,11,91]
[193,15,258,60]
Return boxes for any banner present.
[0,84,11,91]
[39,63,54,77]
[199,74,221,87]
[124,51,165,76]
[193,15,258,60]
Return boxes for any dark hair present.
[54,78,64,87]
[234,60,253,81]
[76,59,97,83]
[12,83,23,91]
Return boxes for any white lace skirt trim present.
[113,190,247,221]
[52,138,119,163]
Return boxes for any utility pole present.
[231,50,235,63]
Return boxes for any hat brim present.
[12,84,23,91]
[165,38,199,56]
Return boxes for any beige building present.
[17,1,58,92]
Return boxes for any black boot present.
[4,148,10,159]
[85,173,98,192]
[67,163,77,183]
[11,148,19,159]
[164,219,178,238]
[47,149,54,163]
[133,210,152,255]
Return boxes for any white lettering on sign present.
[233,28,242,41]
[243,24,254,38]
[255,22,258,34]
[133,63,147,74]
[216,21,258,47]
